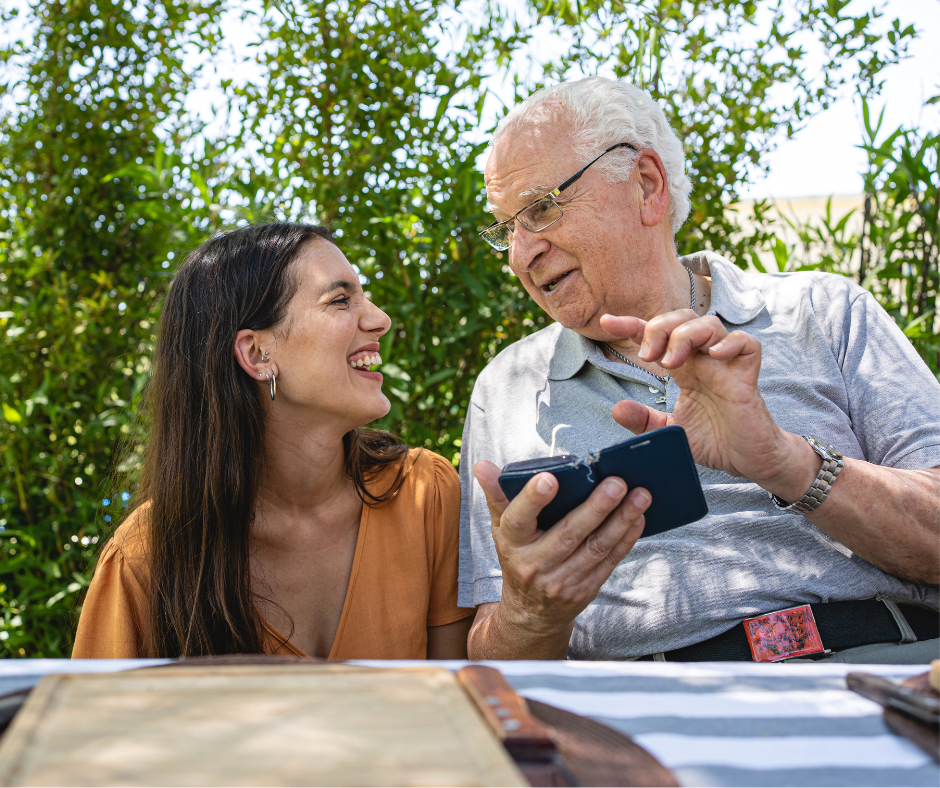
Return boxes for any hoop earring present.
[269,371,276,401]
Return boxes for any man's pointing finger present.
[599,314,648,343]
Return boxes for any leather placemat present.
[525,698,678,787]
[0,657,679,787]
[0,664,527,786]
[883,672,939,763]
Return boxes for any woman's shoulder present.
[74,504,152,659]
[407,447,457,475]
[402,448,459,492]
[100,503,152,574]
[367,448,458,509]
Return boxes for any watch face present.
[807,436,843,462]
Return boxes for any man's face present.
[484,110,657,335]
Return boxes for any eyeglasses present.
[479,142,638,251]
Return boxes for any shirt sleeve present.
[426,452,474,627]
[72,536,149,659]
[838,287,940,470]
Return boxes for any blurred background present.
[0,0,937,657]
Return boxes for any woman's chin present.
[374,391,391,419]
[353,392,391,427]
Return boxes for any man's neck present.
[599,256,712,374]
[608,255,705,321]
[654,254,707,316]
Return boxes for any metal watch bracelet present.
[769,436,844,516]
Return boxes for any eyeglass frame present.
[479,141,639,251]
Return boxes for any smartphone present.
[497,425,708,535]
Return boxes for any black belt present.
[638,599,939,662]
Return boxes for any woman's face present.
[256,239,392,431]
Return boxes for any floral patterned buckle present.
[743,605,826,662]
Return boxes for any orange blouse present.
[72,449,472,660]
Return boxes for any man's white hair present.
[492,76,692,235]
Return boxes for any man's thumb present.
[612,400,668,434]
[474,460,510,520]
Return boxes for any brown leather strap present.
[456,665,557,762]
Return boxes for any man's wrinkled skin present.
[468,103,940,661]
[481,103,693,341]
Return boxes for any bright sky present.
[743,0,940,199]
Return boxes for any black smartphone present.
[497,425,708,535]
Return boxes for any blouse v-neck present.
[262,502,371,660]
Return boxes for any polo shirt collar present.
[684,251,766,326]
[548,325,593,380]
[546,251,766,382]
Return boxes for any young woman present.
[73,223,473,659]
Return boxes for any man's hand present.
[598,309,940,585]
[468,461,650,659]
[600,310,815,500]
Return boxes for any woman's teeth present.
[349,353,382,369]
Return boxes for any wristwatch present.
[769,436,844,516]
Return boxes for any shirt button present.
[648,386,660,393]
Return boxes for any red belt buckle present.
[743,604,826,662]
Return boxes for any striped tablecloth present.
[2,659,937,787]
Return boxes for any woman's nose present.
[362,298,392,336]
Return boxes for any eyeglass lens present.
[482,197,563,250]
[482,223,513,250]
[519,197,562,231]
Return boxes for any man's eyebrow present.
[320,278,357,297]
[518,184,554,201]
[486,185,555,216]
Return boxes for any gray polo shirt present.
[458,251,940,659]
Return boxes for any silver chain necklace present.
[600,268,696,393]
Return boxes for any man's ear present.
[234,329,269,380]
[636,150,670,228]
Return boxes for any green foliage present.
[766,99,938,374]
[0,0,223,656]
[0,0,934,656]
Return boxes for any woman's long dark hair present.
[135,223,407,657]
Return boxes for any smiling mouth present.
[348,351,382,369]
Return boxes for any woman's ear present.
[234,329,269,380]
[636,149,670,228]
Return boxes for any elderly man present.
[458,76,940,663]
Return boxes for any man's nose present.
[508,224,551,275]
